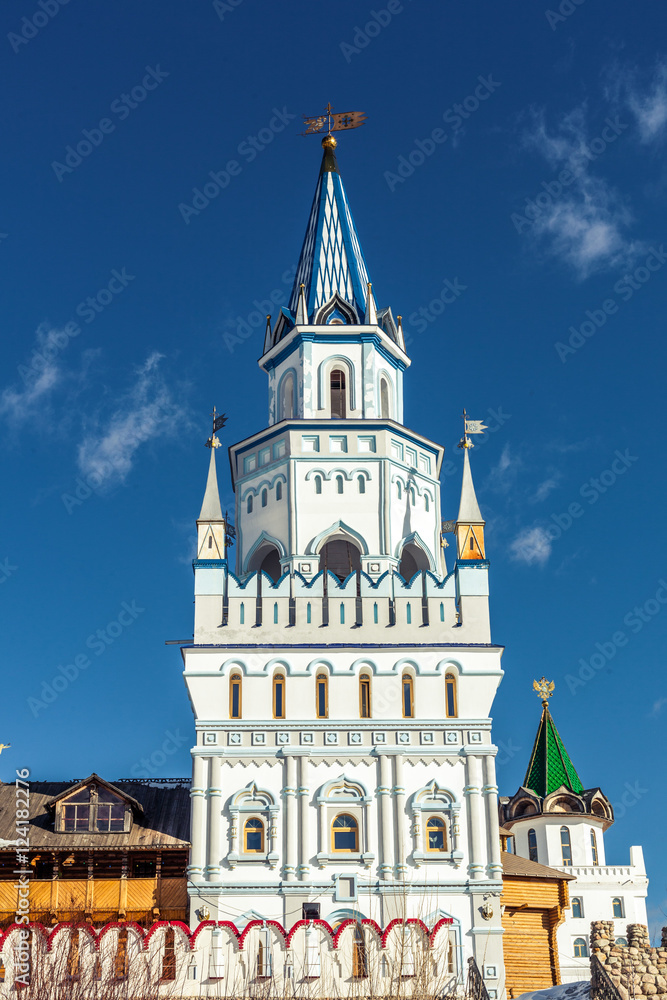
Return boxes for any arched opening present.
[590,829,599,865]
[314,475,322,495]
[359,673,371,718]
[402,673,414,718]
[336,475,344,494]
[380,377,390,419]
[445,674,457,718]
[248,543,282,583]
[357,475,365,494]
[160,927,176,982]
[261,489,268,507]
[612,897,624,918]
[572,897,583,919]
[280,372,295,420]
[244,818,265,853]
[560,826,572,866]
[320,539,361,583]
[574,938,589,958]
[276,481,283,501]
[316,672,328,718]
[528,828,538,863]
[247,494,253,514]
[273,672,285,719]
[426,817,446,851]
[331,813,358,852]
[230,673,242,719]
[330,368,346,418]
[398,542,430,582]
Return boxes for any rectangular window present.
[302,435,319,452]
[358,436,376,453]
[96,803,125,832]
[64,804,90,832]
[243,455,257,474]
[259,446,270,466]
[273,439,286,459]
[329,435,347,453]
[360,678,371,718]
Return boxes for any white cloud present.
[77,353,187,488]
[650,696,667,717]
[626,61,667,143]
[509,525,552,566]
[486,443,520,494]
[531,473,561,503]
[0,324,64,423]
[522,106,641,279]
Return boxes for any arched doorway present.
[248,543,282,582]
[398,542,430,582]
[320,539,361,583]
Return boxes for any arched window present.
[574,938,588,958]
[330,368,346,418]
[615,937,628,947]
[276,481,283,501]
[402,673,414,718]
[528,828,538,863]
[314,475,322,495]
[359,673,371,718]
[261,489,268,507]
[410,487,416,506]
[397,481,402,500]
[316,673,328,718]
[230,673,242,719]
[425,494,430,512]
[590,829,599,865]
[352,923,367,979]
[445,674,457,718]
[273,673,285,719]
[247,494,253,514]
[280,373,294,420]
[572,897,583,919]
[331,813,358,852]
[160,927,176,982]
[244,818,264,853]
[336,475,344,494]
[612,897,624,918]
[380,378,389,419]
[426,817,446,852]
[357,475,365,494]
[560,826,572,866]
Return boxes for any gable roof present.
[501,850,575,880]
[46,773,143,814]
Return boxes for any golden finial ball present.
[322,134,338,150]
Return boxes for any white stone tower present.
[182,134,506,993]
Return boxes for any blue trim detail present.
[193,559,227,568]
[263,332,406,373]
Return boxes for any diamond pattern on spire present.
[524,704,584,797]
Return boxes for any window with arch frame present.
[574,937,589,958]
[316,672,328,718]
[445,674,457,718]
[243,817,265,853]
[331,813,358,852]
[314,475,322,495]
[357,474,366,494]
[336,475,344,494]
[247,494,253,514]
[359,673,371,718]
[402,673,414,718]
[560,826,572,866]
[612,897,624,918]
[379,377,390,419]
[590,828,599,865]
[330,368,347,418]
[276,481,283,501]
[528,828,538,863]
[426,816,447,852]
[229,672,242,719]
[572,897,583,919]
[273,673,285,719]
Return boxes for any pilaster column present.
[206,756,222,881]
[464,752,484,880]
[482,754,502,879]
[189,755,208,879]
[378,754,393,880]
[283,754,298,881]
[393,753,407,878]
[297,754,310,880]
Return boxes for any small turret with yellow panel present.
[455,410,486,561]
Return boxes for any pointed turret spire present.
[364,282,377,325]
[524,679,584,797]
[288,136,371,323]
[455,447,485,559]
[198,446,223,523]
[295,282,309,326]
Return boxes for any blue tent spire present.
[288,136,372,323]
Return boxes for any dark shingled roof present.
[0,779,190,851]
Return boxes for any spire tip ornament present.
[533,676,555,706]
[205,406,227,449]
[301,102,367,139]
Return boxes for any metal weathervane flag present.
[465,419,488,434]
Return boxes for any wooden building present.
[0,774,189,926]
[501,847,574,997]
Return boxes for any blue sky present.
[1,0,665,935]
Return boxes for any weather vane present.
[301,102,367,138]
[458,408,488,449]
[533,676,555,705]
[205,406,227,449]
